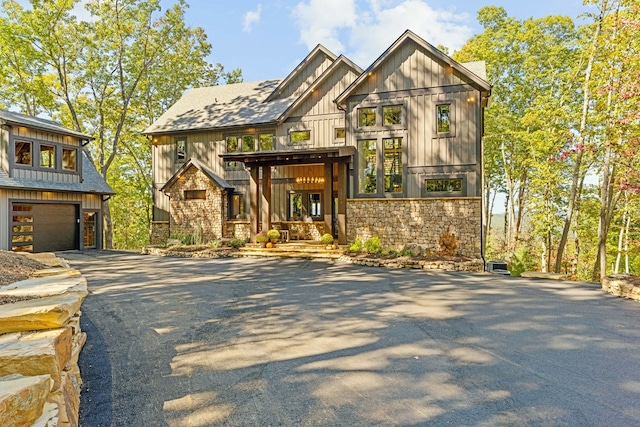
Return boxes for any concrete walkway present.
[62,250,640,426]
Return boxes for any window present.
[231,194,245,219]
[425,178,463,192]
[176,139,186,162]
[242,135,255,152]
[309,193,321,217]
[358,107,376,127]
[358,139,377,194]
[259,133,274,151]
[436,104,451,133]
[184,190,206,200]
[15,141,32,165]
[383,105,403,126]
[290,130,311,143]
[225,136,241,168]
[383,137,402,193]
[11,204,33,252]
[289,193,303,220]
[62,148,77,171]
[335,128,345,139]
[40,144,55,168]
[84,211,97,248]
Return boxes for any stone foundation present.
[347,198,482,258]
[225,220,251,240]
[150,221,169,245]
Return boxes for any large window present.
[383,137,403,193]
[230,194,245,219]
[358,107,376,127]
[84,211,97,248]
[40,144,55,168]
[242,135,255,152]
[259,133,274,151]
[225,136,242,168]
[15,141,32,165]
[358,139,377,194]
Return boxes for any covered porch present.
[221,147,355,245]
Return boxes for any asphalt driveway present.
[62,251,640,426]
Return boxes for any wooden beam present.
[337,161,347,245]
[249,166,259,242]
[323,162,333,237]
[261,166,272,232]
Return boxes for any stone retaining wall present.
[150,221,169,245]
[0,255,87,427]
[602,275,640,302]
[347,198,482,258]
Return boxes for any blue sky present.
[173,0,595,82]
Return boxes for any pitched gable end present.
[336,30,491,108]
[266,44,338,102]
[161,158,233,193]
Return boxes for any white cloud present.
[292,0,357,53]
[292,0,473,67]
[243,4,263,33]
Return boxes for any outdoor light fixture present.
[295,176,325,184]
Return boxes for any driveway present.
[62,251,640,426]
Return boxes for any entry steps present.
[233,242,347,260]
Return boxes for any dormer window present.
[40,145,55,168]
[15,141,31,165]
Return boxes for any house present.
[144,30,491,257]
[0,109,114,252]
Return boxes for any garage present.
[11,203,79,252]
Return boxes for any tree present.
[0,0,242,248]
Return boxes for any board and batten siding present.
[0,189,102,251]
[0,126,8,173]
[272,54,335,100]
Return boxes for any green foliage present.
[400,248,414,257]
[364,236,382,254]
[170,233,194,246]
[255,231,269,243]
[228,238,247,249]
[510,243,539,277]
[320,233,334,245]
[266,229,280,240]
[349,239,363,253]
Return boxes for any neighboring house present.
[0,110,114,252]
[144,30,491,257]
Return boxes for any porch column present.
[249,166,260,242]
[261,166,272,232]
[337,161,348,245]
[323,162,333,237]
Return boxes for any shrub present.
[256,231,269,243]
[400,248,414,257]
[266,229,280,241]
[320,233,334,245]
[228,238,247,248]
[438,230,459,255]
[209,240,221,248]
[364,236,382,254]
[171,233,194,246]
[349,238,363,252]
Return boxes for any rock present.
[0,327,73,390]
[520,271,568,280]
[0,291,87,335]
[0,274,87,298]
[31,268,80,278]
[47,371,80,427]
[31,401,59,427]
[402,243,424,257]
[0,374,52,427]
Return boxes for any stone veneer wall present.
[225,220,251,240]
[150,221,169,245]
[347,198,482,258]
[167,166,228,242]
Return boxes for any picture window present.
[15,141,32,165]
[425,178,463,192]
[40,144,55,168]
[358,107,376,127]
[383,105,403,126]
[290,130,311,143]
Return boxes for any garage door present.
[11,203,78,252]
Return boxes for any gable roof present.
[0,109,92,140]
[0,153,114,195]
[142,80,291,135]
[161,157,233,193]
[264,44,338,103]
[335,30,491,107]
[278,55,363,122]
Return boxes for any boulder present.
[0,374,52,427]
[0,327,73,390]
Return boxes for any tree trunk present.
[555,1,608,273]
[103,199,113,249]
